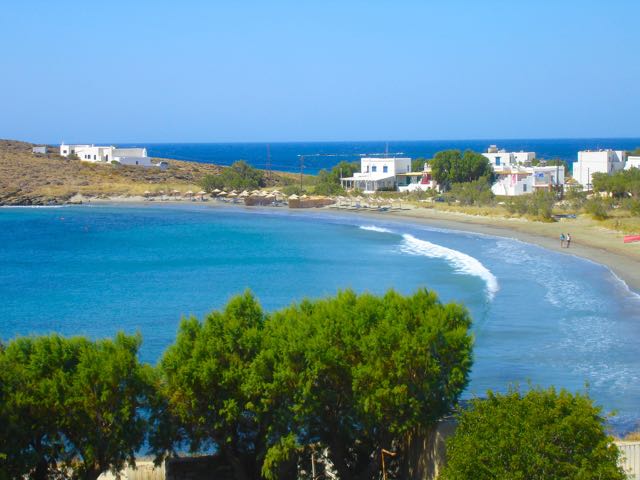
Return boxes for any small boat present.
[623,235,640,243]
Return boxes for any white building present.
[59,143,159,168]
[397,164,438,192]
[625,156,640,170]
[491,165,565,196]
[32,146,47,155]
[340,157,412,193]
[572,149,626,190]
[482,145,536,169]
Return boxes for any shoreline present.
[8,196,639,294]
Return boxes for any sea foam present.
[359,225,393,234]
[400,233,500,300]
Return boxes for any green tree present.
[431,150,494,191]
[448,178,495,206]
[60,333,152,480]
[0,334,152,480]
[257,289,473,480]
[442,386,625,480]
[0,335,77,479]
[154,291,266,480]
[314,161,359,196]
[200,160,265,192]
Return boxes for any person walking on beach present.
[566,233,571,248]
[560,233,565,248]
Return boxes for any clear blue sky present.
[1,0,639,143]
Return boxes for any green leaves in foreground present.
[441,386,626,480]
[154,288,474,480]
[0,333,152,480]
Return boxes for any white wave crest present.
[400,234,500,300]
[359,225,393,234]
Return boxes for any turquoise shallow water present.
[1,204,639,433]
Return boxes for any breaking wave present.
[400,234,500,300]
[359,225,393,234]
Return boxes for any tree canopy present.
[592,167,640,199]
[200,160,265,192]
[442,386,625,480]
[430,150,494,190]
[255,289,473,480]
[314,161,360,196]
[0,334,152,480]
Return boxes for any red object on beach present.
[623,235,640,243]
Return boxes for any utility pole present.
[299,155,305,191]
[266,144,271,183]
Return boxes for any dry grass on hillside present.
[0,140,297,205]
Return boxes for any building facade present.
[482,145,536,169]
[572,149,627,190]
[340,157,412,193]
[59,143,158,168]
[491,166,565,196]
[625,156,640,170]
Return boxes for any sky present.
[1,0,639,143]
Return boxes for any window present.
[383,165,388,173]
[496,157,501,166]
[372,166,377,172]
[523,184,527,192]
[94,155,96,160]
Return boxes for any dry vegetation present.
[0,140,295,205]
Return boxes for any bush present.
[447,178,494,206]
[442,386,625,480]
[505,190,556,220]
[584,197,612,220]
[200,160,264,192]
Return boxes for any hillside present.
[0,140,295,205]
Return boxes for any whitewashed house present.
[482,145,536,169]
[572,149,626,190]
[397,163,438,192]
[491,165,565,196]
[625,156,640,170]
[59,143,161,168]
[340,157,412,193]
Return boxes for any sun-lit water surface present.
[1,204,639,433]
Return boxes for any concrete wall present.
[617,441,640,480]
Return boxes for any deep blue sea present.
[1,205,640,433]
[120,138,640,174]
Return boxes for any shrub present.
[447,178,494,206]
[584,197,612,220]
[442,386,626,480]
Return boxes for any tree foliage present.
[442,386,625,480]
[255,289,473,480]
[592,168,640,199]
[504,189,556,220]
[200,160,265,192]
[447,178,495,206]
[0,334,152,480]
[430,150,494,191]
[153,291,267,480]
[314,161,359,196]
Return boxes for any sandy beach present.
[329,206,640,294]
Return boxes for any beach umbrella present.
[218,191,228,197]
[198,191,207,195]
[228,192,238,198]
[239,190,249,197]
[172,189,180,196]
[185,190,194,196]
[301,194,308,199]
[231,190,238,195]
[288,194,299,200]
[143,190,151,196]
[213,188,221,194]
